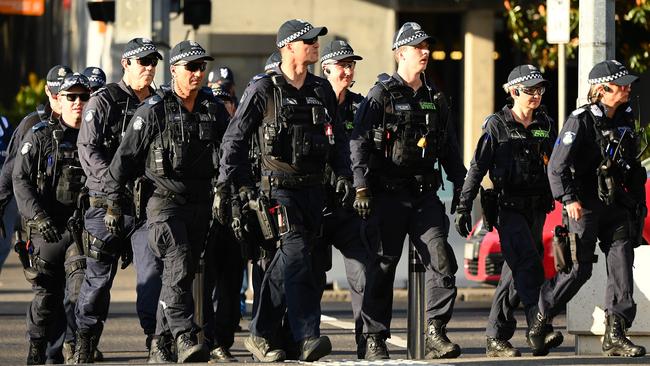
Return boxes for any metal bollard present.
[193,257,205,344]
[407,240,425,359]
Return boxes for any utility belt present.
[152,188,211,205]
[374,173,441,194]
[498,194,551,212]
[89,196,108,209]
[260,173,324,190]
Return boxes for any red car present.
[464,168,650,285]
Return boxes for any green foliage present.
[503,0,650,73]
[0,72,47,126]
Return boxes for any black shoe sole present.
[179,346,208,363]
[244,338,286,362]
[300,338,332,362]
[426,345,461,359]
[603,348,646,357]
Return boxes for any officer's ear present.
[120,58,129,70]
[170,64,177,79]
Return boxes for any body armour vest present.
[100,83,140,156]
[259,73,333,171]
[146,89,221,180]
[372,75,448,171]
[35,123,86,207]
[490,109,553,195]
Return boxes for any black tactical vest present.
[35,123,86,207]
[259,73,333,170]
[372,75,448,170]
[491,109,552,194]
[146,89,221,180]
[100,83,140,155]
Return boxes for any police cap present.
[392,22,434,50]
[320,40,363,64]
[46,65,73,94]
[276,19,327,48]
[170,40,214,65]
[264,51,281,72]
[82,67,107,90]
[59,73,92,93]
[503,64,549,89]
[121,38,163,60]
[208,66,235,88]
[588,60,638,86]
[211,84,234,102]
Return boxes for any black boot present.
[486,337,521,357]
[299,336,332,361]
[425,320,461,359]
[147,335,175,364]
[602,314,646,357]
[26,338,47,365]
[176,332,208,363]
[365,334,389,360]
[245,334,285,362]
[73,329,97,364]
[526,308,549,356]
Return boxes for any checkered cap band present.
[588,69,629,85]
[265,62,280,71]
[47,81,61,88]
[277,24,313,48]
[170,49,208,64]
[393,30,429,49]
[60,74,91,91]
[122,44,158,59]
[87,75,105,84]
[320,50,355,63]
[505,72,545,88]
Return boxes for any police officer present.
[264,52,281,73]
[454,65,561,357]
[13,73,91,365]
[82,67,107,93]
[533,60,646,357]
[350,22,466,360]
[217,19,348,362]
[1,65,73,364]
[208,66,237,102]
[320,39,369,358]
[74,38,164,363]
[103,40,229,363]
[0,114,14,271]
[212,84,237,117]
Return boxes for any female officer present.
[454,65,560,356]
[531,60,646,357]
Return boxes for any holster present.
[480,187,499,231]
[552,222,597,274]
[133,176,154,221]
[248,196,279,242]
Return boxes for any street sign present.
[0,0,44,16]
[547,0,570,44]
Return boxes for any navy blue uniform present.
[13,119,85,359]
[458,106,556,340]
[104,87,229,339]
[218,66,348,343]
[541,102,645,325]
[350,73,466,338]
[76,80,162,339]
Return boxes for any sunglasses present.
[60,93,90,102]
[179,62,207,72]
[131,57,159,67]
[518,86,545,96]
[301,37,318,45]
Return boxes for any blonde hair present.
[587,84,602,104]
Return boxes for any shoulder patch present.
[571,108,585,116]
[31,121,49,132]
[132,116,145,130]
[21,142,32,155]
[84,109,96,123]
[562,131,576,145]
[626,106,632,113]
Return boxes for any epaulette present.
[571,107,586,116]
[91,86,108,97]
[31,121,49,132]
[146,94,163,105]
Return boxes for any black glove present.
[454,209,472,238]
[104,200,125,237]
[335,177,354,208]
[450,185,462,214]
[33,213,62,243]
[120,244,133,270]
[238,186,257,203]
[213,184,231,226]
[353,188,373,219]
